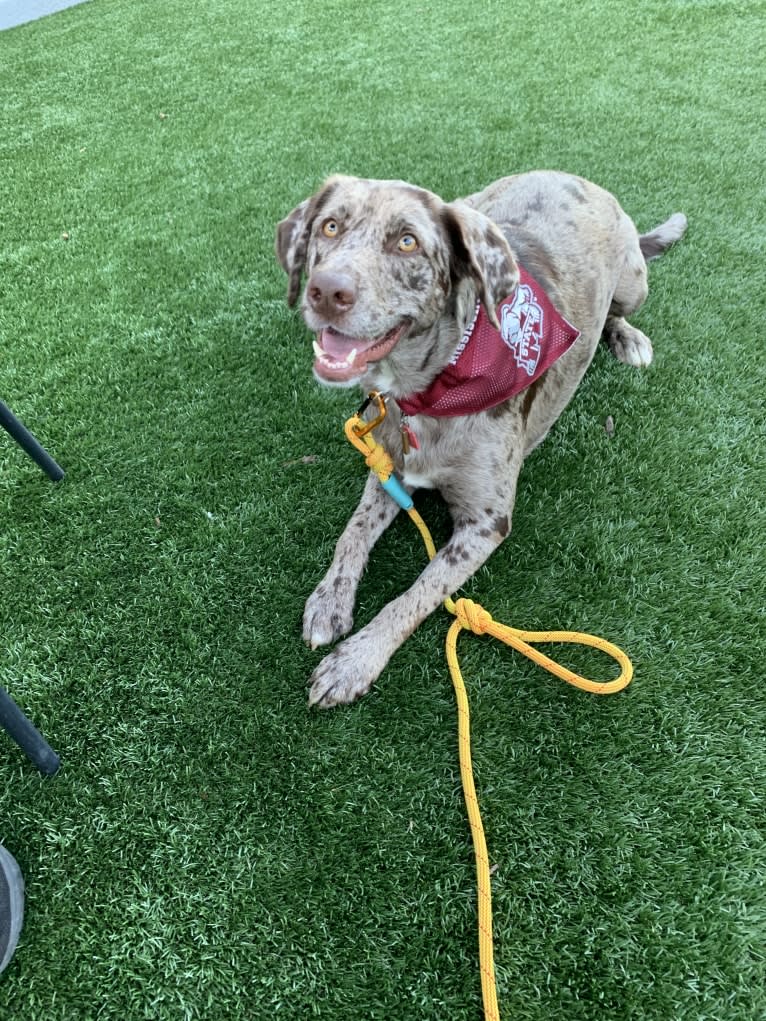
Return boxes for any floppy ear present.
[275,179,340,307]
[442,201,519,329]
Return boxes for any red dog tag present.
[401,423,419,455]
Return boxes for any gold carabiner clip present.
[353,390,388,438]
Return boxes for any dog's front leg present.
[303,471,407,649]
[308,510,510,707]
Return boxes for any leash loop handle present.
[451,598,633,695]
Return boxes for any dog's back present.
[465,171,683,338]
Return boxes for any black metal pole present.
[0,401,64,481]
[0,686,61,776]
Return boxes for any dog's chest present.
[391,419,434,489]
[401,464,437,489]
[395,414,483,491]
[373,403,520,516]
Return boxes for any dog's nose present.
[306,271,356,316]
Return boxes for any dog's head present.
[276,175,518,388]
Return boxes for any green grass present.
[1,0,764,1017]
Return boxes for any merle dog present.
[276,171,686,706]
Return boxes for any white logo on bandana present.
[500,284,544,376]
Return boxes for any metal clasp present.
[353,390,388,438]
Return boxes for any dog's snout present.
[307,270,356,317]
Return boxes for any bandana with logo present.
[395,267,580,418]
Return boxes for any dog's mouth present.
[312,324,407,383]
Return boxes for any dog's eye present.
[321,219,339,239]
[397,233,419,253]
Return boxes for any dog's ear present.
[275,178,341,307]
[442,201,519,329]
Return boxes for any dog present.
[276,171,686,707]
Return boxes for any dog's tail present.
[639,212,688,261]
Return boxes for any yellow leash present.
[344,395,633,1021]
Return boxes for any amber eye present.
[322,219,339,238]
[397,233,419,253]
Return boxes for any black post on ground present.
[1,398,63,773]
[0,400,64,481]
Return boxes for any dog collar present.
[396,267,580,418]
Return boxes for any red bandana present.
[396,267,580,418]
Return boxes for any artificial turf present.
[0,0,764,1018]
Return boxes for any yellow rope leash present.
[344,400,633,1021]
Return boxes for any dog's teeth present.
[312,339,324,359]
[345,347,358,365]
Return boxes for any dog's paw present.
[302,577,356,650]
[605,319,654,367]
[308,634,382,708]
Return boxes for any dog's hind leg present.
[603,211,687,368]
[602,315,654,367]
[602,218,653,366]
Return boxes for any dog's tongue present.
[313,325,403,382]
[320,328,370,359]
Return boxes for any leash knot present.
[454,598,494,635]
[365,444,393,481]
